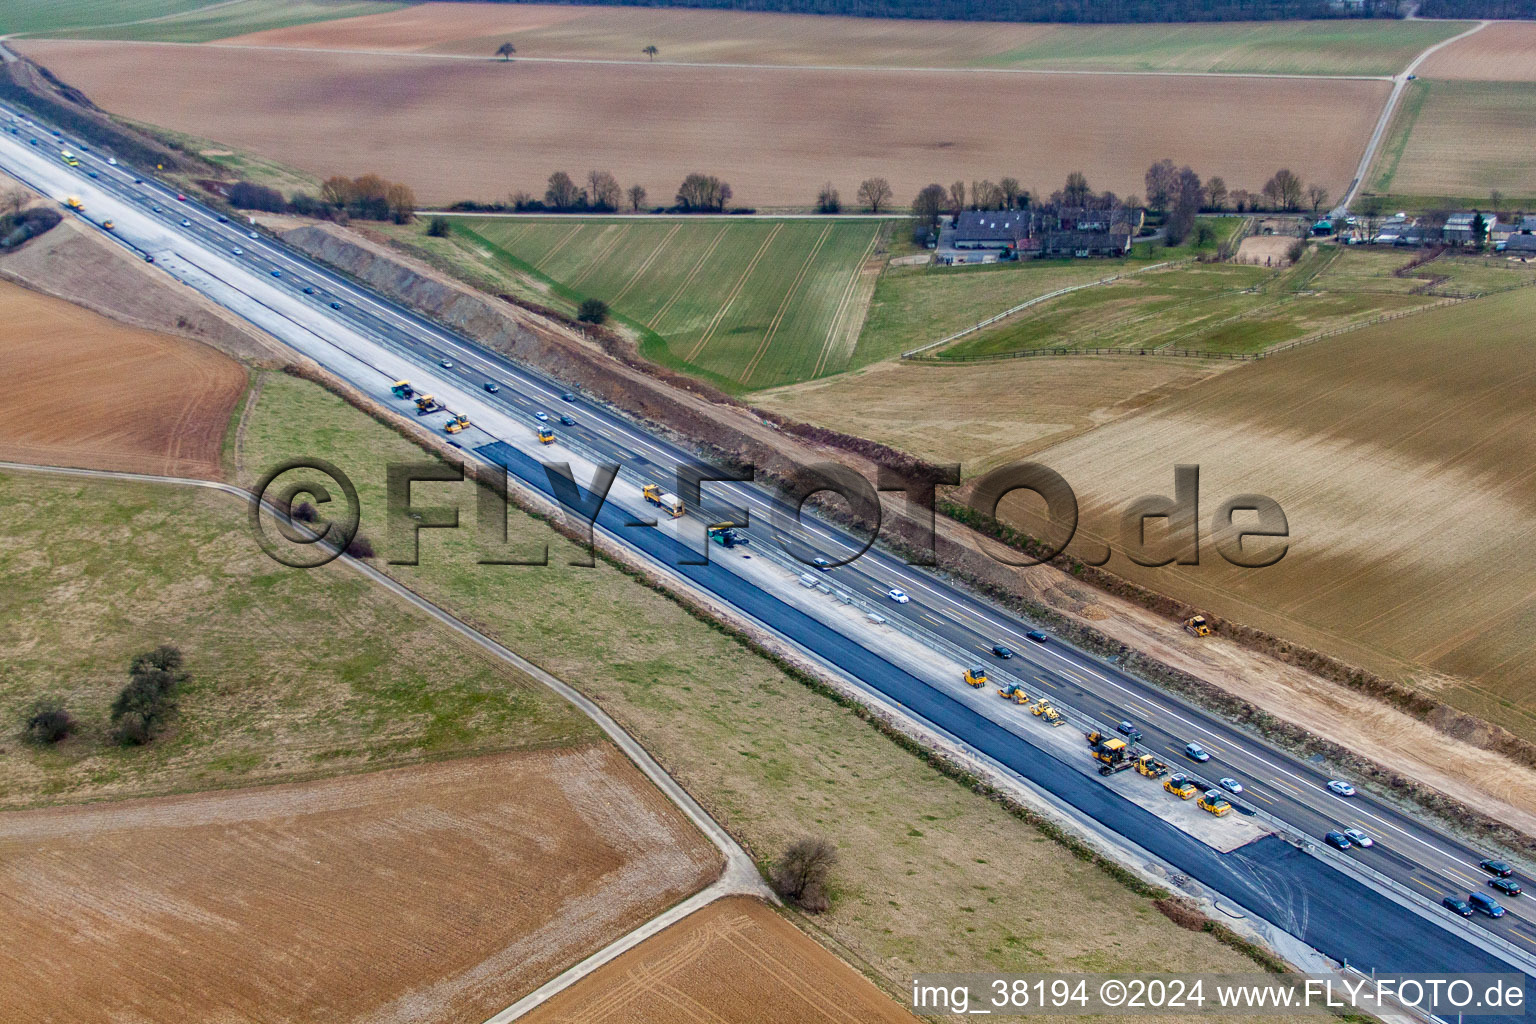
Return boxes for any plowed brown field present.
[1415,20,1536,81]
[14,39,1386,208]
[0,278,244,477]
[523,897,917,1024]
[0,746,721,1024]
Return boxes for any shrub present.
[109,645,188,745]
[770,837,837,913]
[346,533,375,559]
[1286,239,1307,264]
[426,215,451,237]
[24,701,73,744]
[227,181,286,213]
[291,501,318,523]
[577,298,609,325]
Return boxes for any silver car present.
[1342,828,1374,848]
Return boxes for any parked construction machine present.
[964,666,988,688]
[444,412,469,435]
[997,682,1030,704]
[537,427,556,445]
[1031,699,1065,726]
[1184,614,1212,637]
[1133,753,1169,778]
[707,522,748,548]
[642,483,685,518]
[1198,790,1231,816]
[414,394,442,416]
[391,380,415,399]
[1164,773,1198,799]
[1086,730,1132,774]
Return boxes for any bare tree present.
[856,176,892,213]
[1306,183,1329,214]
[1490,189,1504,215]
[495,42,516,61]
[627,183,647,212]
[1164,166,1202,245]
[771,837,837,913]
[998,176,1023,209]
[948,180,966,215]
[1144,158,1177,213]
[1062,171,1092,207]
[1263,168,1303,211]
[2,187,28,218]
[675,173,732,212]
[588,169,622,211]
[385,182,416,224]
[912,183,947,226]
[816,182,841,214]
[642,44,659,61]
[545,171,581,210]
[974,179,1005,210]
[1204,176,1227,212]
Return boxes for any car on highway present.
[534,411,549,421]
[483,382,500,393]
[990,643,1013,659]
[152,206,161,213]
[440,359,454,369]
[248,231,259,239]
[812,556,833,570]
[1342,828,1373,848]
[107,157,117,165]
[143,255,155,263]
[1026,630,1048,643]
[1468,892,1506,918]
[180,218,191,227]
[1324,831,1352,850]
[1490,877,1523,897]
[1327,780,1356,797]
[1480,858,1513,877]
[887,588,910,604]
[176,194,186,201]
[303,286,315,295]
[28,138,37,145]
[561,392,576,402]
[87,170,98,178]
[1117,721,1142,742]
[329,301,342,310]
[133,177,142,184]
[231,247,243,256]
[271,270,282,278]
[1442,896,1473,917]
[1219,777,1243,795]
[1184,743,1211,763]
[559,414,576,426]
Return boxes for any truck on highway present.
[642,483,685,518]
[537,427,555,445]
[63,196,82,211]
[59,150,78,167]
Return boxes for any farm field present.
[521,897,916,1024]
[1367,79,1536,206]
[0,747,720,1023]
[1414,20,1536,81]
[0,278,245,478]
[223,1,1461,76]
[0,470,598,807]
[236,372,1288,1003]
[2,0,404,41]
[455,216,882,390]
[998,286,1536,733]
[13,39,1388,210]
[755,355,1226,477]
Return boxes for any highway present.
[4,105,1534,1007]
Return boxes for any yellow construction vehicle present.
[642,483,685,518]
[391,380,415,399]
[1198,790,1231,816]
[1133,753,1169,778]
[414,393,442,416]
[1184,614,1212,637]
[64,196,83,211]
[964,666,988,688]
[1031,699,1065,726]
[996,682,1029,704]
[102,220,114,231]
[444,412,469,434]
[1086,730,1131,774]
[537,427,556,445]
[1165,773,1198,799]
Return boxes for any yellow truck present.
[642,483,685,518]
[444,412,469,434]
[1198,790,1231,816]
[1164,773,1198,799]
[964,666,988,688]
[60,150,79,167]
[63,196,83,211]
[537,427,556,445]
[1133,753,1169,778]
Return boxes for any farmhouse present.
[937,204,1136,263]
[1503,233,1536,255]
[1443,211,1497,244]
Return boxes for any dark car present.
[87,170,98,178]
[329,301,342,310]
[991,644,1014,659]
[28,137,37,145]
[561,392,576,402]
[1442,896,1473,917]
[484,382,500,393]
[1324,831,1352,850]
[1026,630,1048,643]
[144,254,155,263]
[303,286,315,295]
[1116,720,1140,738]
[217,215,229,223]
[559,414,576,426]
[1469,892,1506,918]
[1491,878,1523,897]
[1480,858,1514,878]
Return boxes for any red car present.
[176,193,187,201]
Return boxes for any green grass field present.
[3,0,405,40]
[978,19,1468,76]
[454,216,884,391]
[935,244,1502,359]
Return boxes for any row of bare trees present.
[815,177,895,214]
[510,171,733,213]
[317,173,418,223]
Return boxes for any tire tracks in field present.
[534,223,586,271]
[567,223,631,290]
[739,223,831,385]
[648,224,730,331]
[810,229,880,379]
[612,222,681,306]
[684,223,783,365]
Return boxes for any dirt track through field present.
[0,277,244,477]
[14,39,1388,208]
[521,896,918,1023]
[0,746,721,1024]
